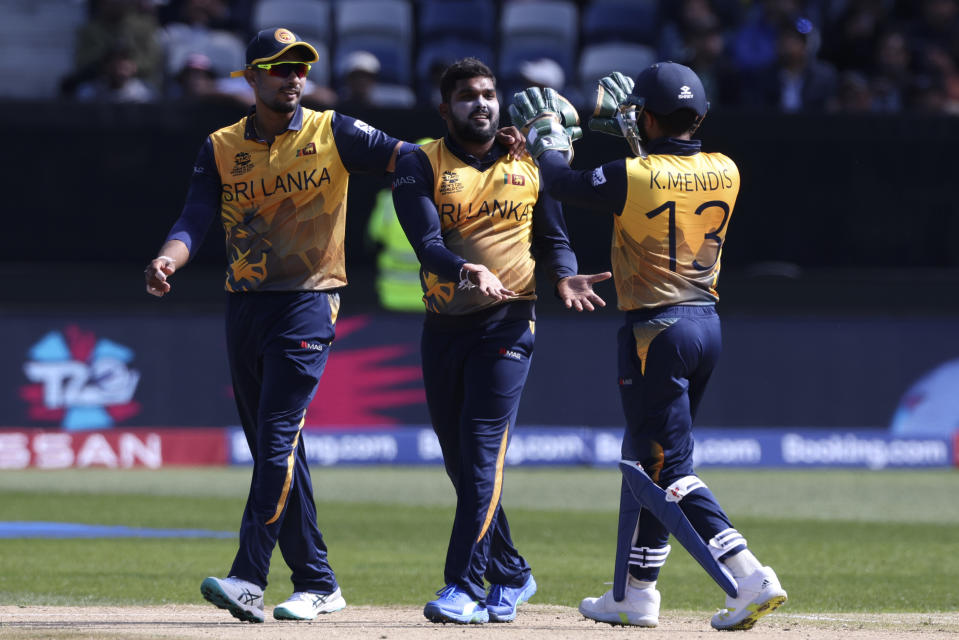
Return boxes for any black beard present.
[452,111,499,143]
[265,92,299,113]
[637,114,651,145]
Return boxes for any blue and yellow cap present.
[230,28,319,77]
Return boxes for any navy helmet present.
[630,61,708,117]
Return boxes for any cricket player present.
[510,62,787,630]
[142,27,425,624]
[391,57,609,625]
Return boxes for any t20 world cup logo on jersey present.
[20,326,141,430]
[439,170,464,195]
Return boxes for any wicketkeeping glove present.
[589,71,635,136]
[509,87,583,161]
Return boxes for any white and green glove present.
[589,71,635,136]
[509,87,583,162]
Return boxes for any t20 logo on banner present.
[20,326,141,430]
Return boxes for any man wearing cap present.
[509,62,787,630]
[142,27,428,624]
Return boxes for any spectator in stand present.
[161,0,247,91]
[906,0,959,64]
[75,42,157,103]
[745,18,838,112]
[871,29,912,112]
[169,52,248,107]
[906,0,959,114]
[518,58,566,91]
[659,0,726,62]
[336,51,416,108]
[821,0,891,73]
[70,0,163,94]
[832,70,874,112]
[729,0,805,74]
[683,20,744,109]
[907,73,949,113]
[158,0,254,34]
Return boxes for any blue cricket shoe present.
[423,584,489,624]
[486,574,537,622]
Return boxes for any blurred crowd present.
[58,0,959,115]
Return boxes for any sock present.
[628,576,656,590]
[723,548,761,578]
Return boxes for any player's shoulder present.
[393,143,432,180]
[209,116,247,145]
[699,149,737,166]
[299,106,333,128]
[698,150,740,179]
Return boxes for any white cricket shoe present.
[579,585,660,627]
[200,576,264,623]
[273,588,347,620]
[711,566,787,630]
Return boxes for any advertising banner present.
[0,429,228,469]
[224,427,954,470]
[3,313,957,433]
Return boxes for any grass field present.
[1,467,957,614]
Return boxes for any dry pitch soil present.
[1,605,957,639]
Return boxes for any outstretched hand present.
[557,272,612,311]
[461,263,516,301]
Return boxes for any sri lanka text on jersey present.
[222,168,333,201]
[438,199,533,223]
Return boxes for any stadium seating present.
[415,39,495,104]
[500,0,578,46]
[334,0,413,44]
[578,42,656,95]
[417,0,496,42]
[333,0,413,88]
[164,26,247,79]
[0,0,86,99]
[251,0,333,47]
[499,40,576,97]
[334,35,412,87]
[581,0,661,46]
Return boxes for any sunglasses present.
[253,62,311,78]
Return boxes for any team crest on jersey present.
[296,142,316,157]
[439,170,464,194]
[503,172,526,186]
[231,151,254,176]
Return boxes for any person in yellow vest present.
[141,28,525,625]
[391,57,610,625]
[366,138,433,311]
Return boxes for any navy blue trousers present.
[225,291,339,593]
[617,305,735,581]
[421,309,534,601]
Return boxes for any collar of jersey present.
[646,137,702,156]
[243,104,305,140]
[442,134,508,171]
